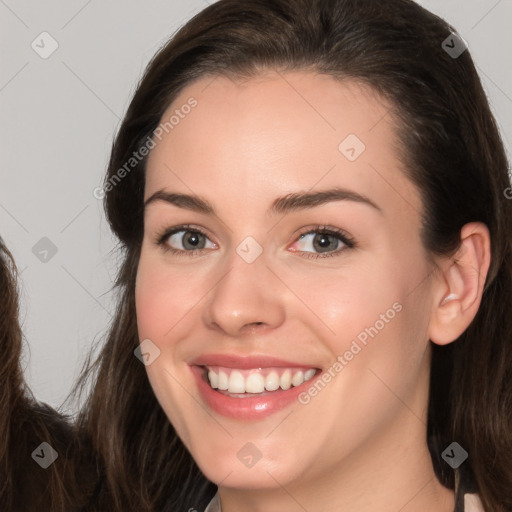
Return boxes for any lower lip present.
[190,365,316,420]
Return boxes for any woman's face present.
[136,71,438,491]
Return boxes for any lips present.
[189,354,321,420]
[191,354,315,369]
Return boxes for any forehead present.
[144,70,421,220]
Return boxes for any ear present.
[429,222,491,345]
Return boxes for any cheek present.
[314,253,430,369]
[134,253,199,437]
[135,252,197,342]
[290,260,403,350]
[330,261,433,402]
[135,264,167,342]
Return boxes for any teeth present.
[208,369,219,389]
[265,371,280,391]
[245,373,265,393]
[280,369,292,390]
[205,366,317,394]
[228,370,246,393]
[291,370,304,387]
[218,370,229,390]
[304,369,316,380]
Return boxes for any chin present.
[190,442,300,490]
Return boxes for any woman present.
[76,0,512,510]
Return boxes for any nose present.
[202,248,286,337]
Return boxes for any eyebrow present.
[143,187,383,216]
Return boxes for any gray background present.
[1,0,511,412]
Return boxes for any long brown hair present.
[75,0,512,510]
[0,236,93,511]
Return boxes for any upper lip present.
[190,354,319,369]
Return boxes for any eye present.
[156,225,216,256]
[289,225,355,259]
[155,223,355,259]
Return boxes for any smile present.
[189,354,322,419]
[206,366,317,395]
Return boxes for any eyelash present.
[155,224,356,260]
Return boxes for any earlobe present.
[429,222,491,346]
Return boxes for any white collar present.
[464,493,485,512]
[204,491,221,512]
[203,491,484,511]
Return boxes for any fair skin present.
[135,70,490,512]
